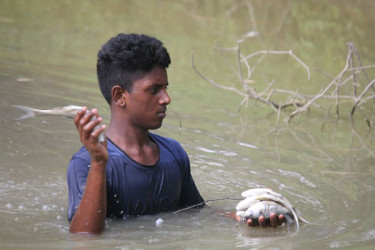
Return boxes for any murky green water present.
[1,0,375,249]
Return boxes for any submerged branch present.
[193,41,375,128]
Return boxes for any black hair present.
[96,33,171,105]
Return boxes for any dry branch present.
[192,41,375,128]
[242,49,311,80]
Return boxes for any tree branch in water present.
[192,40,375,128]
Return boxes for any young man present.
[67,33,284,234]
[67,33,204,234]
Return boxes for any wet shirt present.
[67,133,204,221]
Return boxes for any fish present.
[236,188,283,211]
[241,188,283,199]
[237,200,290,220]
[13,105,105,142]
[236,188,309,230]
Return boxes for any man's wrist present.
[91,158,108,168]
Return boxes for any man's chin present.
[149,122,163,130]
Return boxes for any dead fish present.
[13,105,105,142]
[238,200,290,220]
[236,188,309,230]
[236,188,283,211]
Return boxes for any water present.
[1,0,375,249]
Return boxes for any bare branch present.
[193,40,374,128]
[351,79,375,116]
[191,50,248,98]
[289,45,354,122]
[242,50,311,80]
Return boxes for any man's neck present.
[105,121,159,166]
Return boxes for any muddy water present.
[1,0,375,249]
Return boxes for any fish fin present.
[12,105,37,120]
[284,213,295,229]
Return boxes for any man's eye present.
[149,85,167,94]
[150,88,160,94]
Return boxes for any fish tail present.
[294,208,310,224]
[13,105,38,120]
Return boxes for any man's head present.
[97,33,171,105]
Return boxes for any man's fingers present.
[83,117,103,140]
[91,124,106,141]
[258,216,266,227]
[80,109,97,125]
[269,213,278,228]
[78,109,99,139]
[74,106,87,127]
[246,218,256,227]
[278,214,285,226]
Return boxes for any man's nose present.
[160,89,171,105]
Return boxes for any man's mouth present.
[158,108,167,117]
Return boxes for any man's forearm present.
[69,160,107,234]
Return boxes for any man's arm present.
[69,107,108,234]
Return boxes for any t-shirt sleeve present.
[66,154,90,221]
[178,150,204,207]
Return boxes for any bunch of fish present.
[13,105,105,142]
[236,188,309,230]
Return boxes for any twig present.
[173,197,242,214]
[192,50,280,110]
[289,46,353,122]
[242,50,311,80]
[352,45,375,94]
[215,41,240,80]
[191,50,248,99]
[346,65,375,72]
[275,101,282,133]
[334,42,354,117]
[351,79,375,117]
[250,53,267,77]
[348,42,358,97]
[246,1,257,32]
[193,39,374,127]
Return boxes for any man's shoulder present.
[150,133,184,150]
[150,133,189,167]
[68,146,92,171]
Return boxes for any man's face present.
[125,65,171,130]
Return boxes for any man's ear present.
[111,85,127,107]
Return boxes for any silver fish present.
[236,188,309,230]
[242,200,290,219]
[13,105,105,142]
[236,188,284,211]
[241,188,283,199]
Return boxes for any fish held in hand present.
[13,105,83,120]
[236,188,309,230]
[13,105,105,142]
[236,188,283,211]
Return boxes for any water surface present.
[1,0,374,249]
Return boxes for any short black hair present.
[96,33,171,105]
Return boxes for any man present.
[67,33,204,234]
[67,33,283,234]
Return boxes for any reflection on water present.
[1,0,375,249]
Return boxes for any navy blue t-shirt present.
[67,133,204,221]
